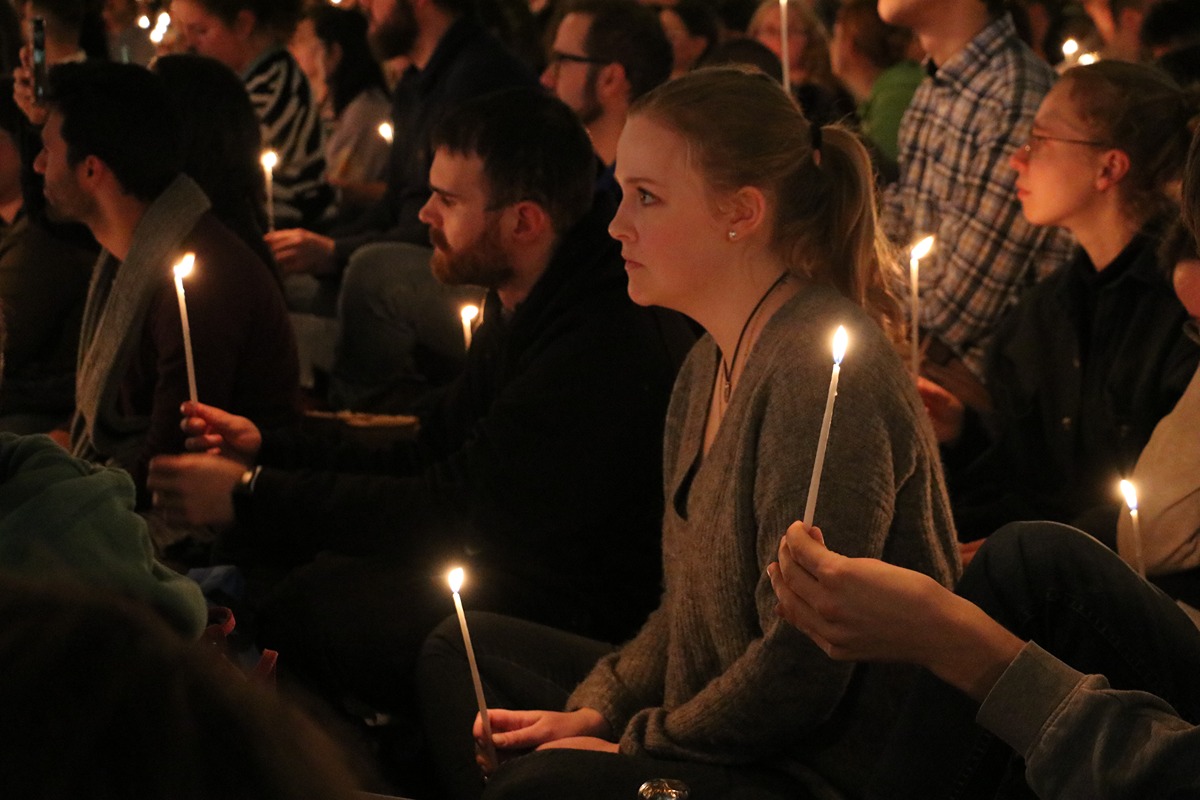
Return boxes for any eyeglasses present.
[1020,132,1111,157]
[546,50,610,70]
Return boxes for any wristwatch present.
[233,465,263,498]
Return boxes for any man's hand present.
[180,401,262,463]
[916,376,966,445]
[265,228,337,276]
[768,521,1023,703]
[13,44,46,126]
[147,453,247,527]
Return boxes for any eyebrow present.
[428,183,459,200]
[614,175,661,187]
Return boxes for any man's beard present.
[576,71,603,126]
[369,0,419,61]
[429,219,515,289]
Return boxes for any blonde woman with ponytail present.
[418,67,959,800]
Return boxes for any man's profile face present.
[33,111,93,224]
[364,0,418,61]
[419,148,514,289]
[541,13,603,126]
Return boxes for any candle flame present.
[260,150,278,171]
[460,304,479,324]
[378,122,394,144]
[137,14,150,28]
[910,235,934,261]
[448,566,464,593]
[1078,52,1099,66]
[1119,479,1138,512]
[173,252,195,280]
[832,325,848,365]
[157,11,170,25]
[1061,38,1079,57]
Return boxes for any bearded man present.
[147,90,693,729]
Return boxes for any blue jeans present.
[869,522,1200,799]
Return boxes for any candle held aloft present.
[1120,479,1145,578]
[172,253,199,404]
[908,235,934,374]
[461,304,479,351]
[448,567,498,773]
[261,150,278,232]
[803,326,847,528]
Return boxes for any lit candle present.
[378,122,394,144]
[172,253,199,404]
[460,304,479,351]
[447,567,497,773]
[1120,479,1145,578]
[260,150,278,232]
[1078,52,1099,66]
[803,326,847,527]
[1061,37,1079,61]
[778,0,790,96]
[908,235,934,375]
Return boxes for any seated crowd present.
[3,0,1200,798]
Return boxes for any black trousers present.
[417,612,813,800]
[869,521,1200,799]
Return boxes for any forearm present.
[922,587,1024,704]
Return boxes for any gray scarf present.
[71,175,210,469]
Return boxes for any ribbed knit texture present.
[568,284,960,796]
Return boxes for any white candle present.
[803,326,847,528]
[172,253,199,404]
[448,567,497,772]
[908,235,934,375]
[378,122,394,144]
[460,304,479,351]
[260,150,278,232]
[1061,38,1079,61]
[1120,479,1145,578]
[778,0,790,96]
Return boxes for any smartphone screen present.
[32,16,46,103]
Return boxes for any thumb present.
[182,401,242,431]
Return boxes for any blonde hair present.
[631,66,903,339]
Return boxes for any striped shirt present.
[881,14,1074,377]
[244,47,329,228]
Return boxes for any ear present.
[594,62,632,107]
[723,186,769,241]
[233,8,257,38]
[77,154,106,188]
[504,200,553,246]
[1096,148,1131,192]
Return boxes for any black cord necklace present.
[721,272,789,403]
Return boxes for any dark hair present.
[309,5,386,117]
[561,0,672,101]
[29,0,85,42]
[152,54,272,266]
[699,37,783,82]
[1064,60,1200,223]
[430,87,595,234]
[1182,125,1200,242]
[0,78,23,138]
[835,0,912,71]
[631,67,903,339]
[0,580,361,799]
[0,0,20,74]
[46,61,181,202]
[185,0,303,40]
[667,0,720,58]
[1140,0,1200,52]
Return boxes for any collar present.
[927,14,1018,91]
[416,17,477,92]
[240,44,285,82]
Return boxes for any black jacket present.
[241,199,694,641]
[949,228,1200,539]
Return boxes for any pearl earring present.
[728,231,737,241]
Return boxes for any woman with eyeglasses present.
[919,60,1200,561]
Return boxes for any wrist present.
[928,593,1024,703]
[573,707,612,739]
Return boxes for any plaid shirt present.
[881,14,1074,377]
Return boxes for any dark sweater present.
[949,228,1200,539]
[240,200,694,641]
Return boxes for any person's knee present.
[485,751,580,800]
[341,243,432,300]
